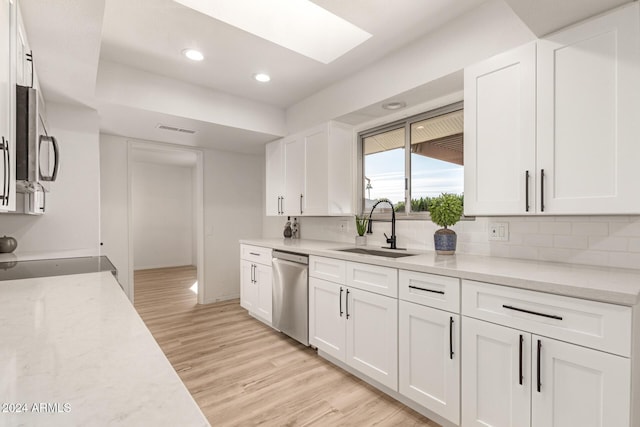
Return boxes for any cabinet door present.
[309,277,345,360]
[265,139,284,216]
[254,264,272,323]
[399,301,460,425]
[283,136,305,215]
[0,0,15,212]
[240,260,257,312]
[464,42,536,216]
[531,335,630,427]
[462,318,530,427]
[302,125,328,216]
[537,3,640,214]
[346,287,398,390]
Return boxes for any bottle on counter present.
[283,217,292,238]
[291,217,299,239]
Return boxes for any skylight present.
[173,0,372,64]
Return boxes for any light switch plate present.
[338,220,349,233]
[489,222,509,241]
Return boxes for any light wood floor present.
[134,266,439,426]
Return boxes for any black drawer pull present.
[502,304,563,320]
[409,285,444,295]
[249,252,261,256]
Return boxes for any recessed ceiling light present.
[382,101,407,110]
[254,73,271,83]
[182,48,204,61]
[173,0,371,64]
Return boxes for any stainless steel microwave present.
[16,85,59,194]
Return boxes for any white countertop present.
[241,238,640,306]
[0,271,209,427]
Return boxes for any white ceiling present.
[99,0,486,108]
[19,0,635,154]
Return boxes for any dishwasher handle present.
[272,250,308,264]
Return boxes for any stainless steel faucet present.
[366,199,397,249]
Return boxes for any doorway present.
[128,141,205,304]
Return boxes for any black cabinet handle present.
[346,289,350,319]
[300,194,303,214]
[525,170,530,212]
[409,285,444,295]
[449,317,454,360]
[249,252,260,256]
[519,334,524,385]
[339,287,343,317]
[537,339,542,392]
[540,169,545,212]
[502,304,563,320]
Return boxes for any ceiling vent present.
[157,124,196,134]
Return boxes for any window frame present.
[357,101,464,219]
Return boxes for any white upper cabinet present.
[464,3,640,215]
[464,43,536,216]
[266,121,354,217]
[283,135,305,215]
[265,139,284,216]
[537,3,640,214]
[0,0,16,212]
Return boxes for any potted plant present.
[354,215,369,246]
[430,193,463,255]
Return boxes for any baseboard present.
[202,293,240,305]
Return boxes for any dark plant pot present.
[434,228,456,255]
[0,236,17,253]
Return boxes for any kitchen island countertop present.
[0,271,209,427]
[241,238,640,306]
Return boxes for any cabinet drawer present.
[346,262,397,297]
[240,244,272,266]
[309,256,346,283]
[399,270,460,313]
[462,280,631,356]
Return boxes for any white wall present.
[285,0,536,132]
[203,147,263,301]
[99,134,264,303]
[0,103,100,257]
[132,161,194,270]
[100,134,130,294]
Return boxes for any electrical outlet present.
[489,222,509,241]
[338,220,349,233]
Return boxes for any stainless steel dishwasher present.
[272,250,309,346]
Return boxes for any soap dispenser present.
[283,217,292,238]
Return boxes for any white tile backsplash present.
[263,215,640,270]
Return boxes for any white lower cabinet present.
[309,275,398,390]
[462,318,531,427]
[308,276,345,361]
[399,301,460,425]
[532,335,630,427]
[240,245,272,324]
[462,316,631,427]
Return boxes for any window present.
[360,102,463,215]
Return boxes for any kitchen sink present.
[335,248,417,258]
